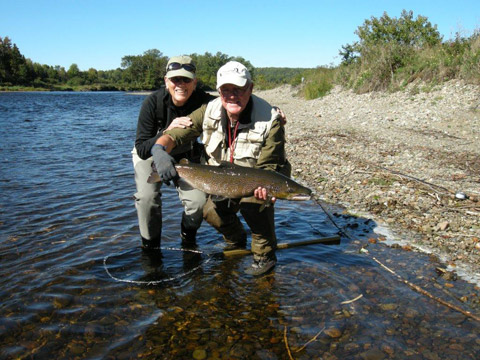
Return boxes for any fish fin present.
[211,195,227,202]
[147,172,161,184]
[259,196,273,212]
[178,158,190,165]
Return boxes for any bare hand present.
[253,187,276,203]
[166,116,193,130]
[273,106,287,126]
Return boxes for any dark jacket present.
[134,87,215,160]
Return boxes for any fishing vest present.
[200,95,280,167]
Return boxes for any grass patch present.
[299,68,335,100]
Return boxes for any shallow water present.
[1,92,479,359]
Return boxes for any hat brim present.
[217,75,247,89]
[166,69,195,79]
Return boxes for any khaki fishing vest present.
[200,95,280,167]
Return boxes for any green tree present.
[55,65,67,83]
[1,36,30,85]
[341,10,442,65]
[339,43,359,65]
[67,63,80,78]
[1,36,14,83]
[66,63,85,86]
[121,49,168,90]
[9,43,27,83]
[191,51,230,89]
[355,10,442,49]
[87,68,98,84]
[339,10,443,91]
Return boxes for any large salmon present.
[148,159,312,201]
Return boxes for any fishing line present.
[313,198,355,240]
[103,247,212,286]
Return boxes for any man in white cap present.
[151,60,291,275]
[133,55,215,251]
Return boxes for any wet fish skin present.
[148,159,312,201]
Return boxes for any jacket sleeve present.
[164,104,207,147]
[134,94,163,160]
[255,118,290,176]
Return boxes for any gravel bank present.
[255,81,480,283]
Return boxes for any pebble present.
[192,349,207,360]
[324,327,343,338]
[436,221,450,231]
[455,191,468,200]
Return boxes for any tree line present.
[0,37,306,91]
[3,10,478,96]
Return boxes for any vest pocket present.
[246,127,266,143]
[233,139,262,160]
[232,127,265,161]
[204,131,224,156]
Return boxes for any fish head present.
[276,180,312,201]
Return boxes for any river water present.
[1,92,479,359]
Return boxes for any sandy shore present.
[255,81,480,284]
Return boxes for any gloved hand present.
[151,144,177,185]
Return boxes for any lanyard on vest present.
[227,120,240,163]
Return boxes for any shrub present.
[338,10,445,92]
[300,68,334,99]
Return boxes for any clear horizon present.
[2,0,479,71]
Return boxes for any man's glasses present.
[169,77,193,84]
[219,86,249,97]
[167,62,196,73]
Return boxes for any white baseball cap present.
[216,61,251,89]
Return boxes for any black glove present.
[151,144,177,184]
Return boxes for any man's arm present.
[255,118,288,173]
[151,104,207,183]
[163,104,206,147]
[252,118,289,202]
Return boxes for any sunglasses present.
[166,62,196,73]
[169,77,193,84]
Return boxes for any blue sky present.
[3,0,479,71]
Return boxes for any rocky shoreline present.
[255,81,480,284]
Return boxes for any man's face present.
[165,76,197,106]
[219,83,253,117]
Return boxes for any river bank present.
[255,81,480,284]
